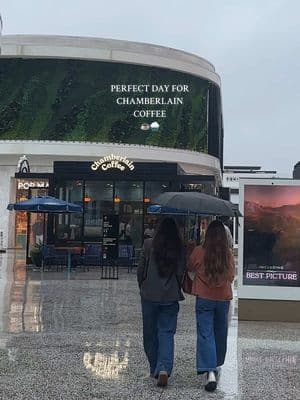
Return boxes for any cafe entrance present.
[15,179,49,262]
[48,161,216,263]
[15,161,217,266]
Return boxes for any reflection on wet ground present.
[0,250,299,399]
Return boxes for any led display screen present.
[243,184,300,287]
[0,59,214,152]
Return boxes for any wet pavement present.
[0,250,299,399]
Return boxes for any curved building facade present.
[0,35,224,255]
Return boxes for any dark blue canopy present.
[7,196,82,213]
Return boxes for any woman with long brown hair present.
[187,220,235,392]
[137,217,185,387]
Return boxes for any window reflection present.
[84,182,113,240]
[144,181,169,239]
[55,180,83,242]
[83,339,130,379]
[115,182,143,249]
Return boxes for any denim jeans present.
[195,297,230,372]
[141,299,179,377]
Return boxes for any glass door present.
[26,188,48,262]
[84,181,114,242]
[114,182,143,255]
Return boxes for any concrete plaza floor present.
[0,250,299,399]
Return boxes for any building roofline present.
[0,34,221,86]
[224,165,262,170]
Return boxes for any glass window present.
[55,180,83,242]
[15,180,49,249]
[144,181,169,201]
[115,182,143,250]
[15,189,28,249]
[181,182,215,195]
[143,181,169,239]
[84,181,113,240]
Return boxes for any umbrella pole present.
[43,214,46,246]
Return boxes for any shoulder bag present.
[182,270,196,295]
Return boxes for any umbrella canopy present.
[7,196,82,213]
[223,200,243,217]
[147,204,193,215]
[151,192,241,217]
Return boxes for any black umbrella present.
[152,192,241,217]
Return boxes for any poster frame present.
[238,178,300,301]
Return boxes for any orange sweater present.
[187,246,235,301]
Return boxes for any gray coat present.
[137,239,185,302]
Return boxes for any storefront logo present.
[91,154,135,172]
[17,155,30,173]
[17,180,49,190]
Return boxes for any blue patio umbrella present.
[7,196,83,245]
[7,195,82,213]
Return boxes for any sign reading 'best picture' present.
[0,59,211,153]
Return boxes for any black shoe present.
[197,370,207,375]
[205,371,217,392]
[157,371,168,387]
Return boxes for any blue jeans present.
[196,297,230,372]
[141,299,179,377]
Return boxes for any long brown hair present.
[203,220,231,284]
[152,217,183,278]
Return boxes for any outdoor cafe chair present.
[42,245,68,271]
[117,244,134,273]
[79,245,102,271]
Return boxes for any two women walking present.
[137,218,235,391]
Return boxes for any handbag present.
[182,270,195,295]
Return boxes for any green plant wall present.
[0,58,210,152]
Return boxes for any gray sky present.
[1,0,300,177]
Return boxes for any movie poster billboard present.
[243,184,300,287]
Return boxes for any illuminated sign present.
[17,180,49,190]
[0,59,211,153]
[243,183,300,288]
[91,154,135,172]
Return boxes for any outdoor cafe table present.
[54,246,83,278]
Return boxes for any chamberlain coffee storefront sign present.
[91,154,135,172]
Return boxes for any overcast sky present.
[1,0,299,177]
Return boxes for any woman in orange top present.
[187,220,235,392]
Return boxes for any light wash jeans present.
[196,297,230,372]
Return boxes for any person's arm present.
[137,245,146,287]
[187,246,202,272]
[176,249,186,283]
[228,251,236,282]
